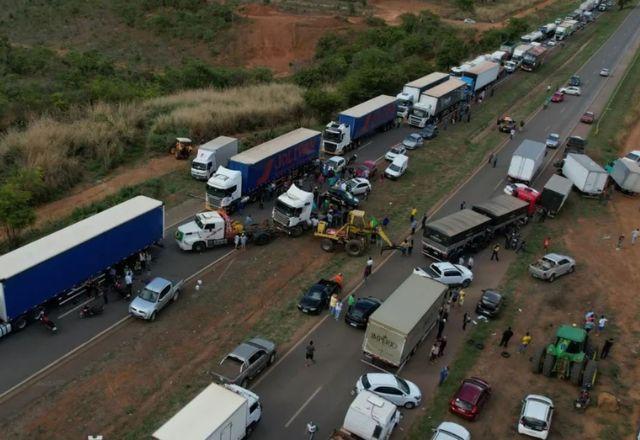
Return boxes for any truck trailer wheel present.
[14,316,28,331]
[321,239,335,252]
[345,239,364,257]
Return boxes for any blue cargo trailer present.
[0,196,164,337]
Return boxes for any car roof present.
[524,395,553,419]
[365,373,400,387]
[408,133,421,138]
[458,378,489,403]
[482,290,502,300]
[355,297,381,308]
[146,277,172,292]
[349,177,368,184]
[328,156,344,163]
[543,253,570,261]
[230,343,260,361]
[435,422,470,440]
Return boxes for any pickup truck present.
[129,277,184,321]
[214,338,277,387]
[528,253,576,282]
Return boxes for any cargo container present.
[408,78,466,128]
[472,195,529,231]
[323,95,397,155]
[206,128,321,211]
[521,46,547,72]
[422,209,492,261]
[395,73,449,118]
[0,196,164,337]
[363,274,447,369]
[461,61,500,93]
[539,175,572,217]
[610,158,640,194]
[190,136,238,180]
[562,153,608,195]
[512,44,533,62]
[508,140,547,183]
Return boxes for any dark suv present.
[345,297,382,328]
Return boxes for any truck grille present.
[408,116,423,127]
[323,142,337,153]
[207,195,223,209]
[273,210,290,227]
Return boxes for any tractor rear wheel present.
[570,361,584,385]
[321,239,336,252]
[582,360,598,387]
[542,353,555,377]
[253,232,271,246]
[345,239,365,257]
[531,347,546,374]
[290,225,303,238]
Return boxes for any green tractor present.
[531,325,598,387]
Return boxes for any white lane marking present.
[217,257,236,281]
[57,297,95,320]
[284,385,323,428]
[355,141,372,153]
[184,250,236,283]
[493,179,504,192]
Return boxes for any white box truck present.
[153,383,261,440]
[508,139,546,184]
[191,137,239,180]
[610,158,640,194]
[562,153,608,195]
[461,61,500,94]
[362,274,448,369]
[512,44,533,63]
[331,391,401,440]
[395,72,449,118]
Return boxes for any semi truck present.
[422,209,492,261]
[152,383,261,440]
[508,139,547,184]
[0,196,164,337]
[562,154,608,195]
[540,23,557,37]
[408,78,466,128]
[512,44,533,63]
[206,128,321,212]
[521,46,547,72]
[461,61,500,94]
[395,72,449,118]
[610,158,640,194]
[190,136,238,180]
[539,175,572,217]
[362,273,448,369]
[322,95,397,155]
[271,184,314,236]
[471,195,529,231]
[331,391,401,440]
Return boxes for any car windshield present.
[391,147,403,154]
[275,200,301,217]
[389,164,401,172]
[306,289,323,300]
[522,416,547,430]
[362,374,371,389]
[483,292,501,303]
[139,288,159,302]
[549,134,559,140]
[412,108,428,118]
[455,398,473,410]
[324,130,342,143]
[395,376,410,394]
[195,216,205,230]
[429,264,443,277]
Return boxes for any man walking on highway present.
[463,312,471,331]
[411,218,418,235]
[421,212,428,230]
[510,128,516,140]
[543,236,551,251]
[632,228,639,245]
[410,207,417,222]
[499,327,514,348]
[305,341,316,366]
[364,256,373,281]
[439,365,449,385]
[517,332,532,353]
[124,271,133,299]
[490,244,500,261]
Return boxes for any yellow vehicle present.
[170,137,194,160]
[314,210,395,256]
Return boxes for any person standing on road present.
[492,154,498,168]
[460,201,466,210]
[411,219,418,235]
[410,207,417,222]
[616,234,625,250]
[543,236,551,252]
[490,244,500,261]
[458,289,466,307]
[334,300,343,321]
[499,327,514,347]
[306,421,318,440]
[364,256,373,281]
[408,238,414,256]
[601,338,614,359]
[124,271,133,299]
[510,128,516,140]
[439,365,449,385]
[463,312,471,331]
[632,228,639,245]
[305,341,316,366]
[347,292,356,309]
[234,233,240,250]
[517,332,532,353]
[329,293,338,316]
[240,233,248,250]
[438,336,448,357]
[597,315,608,333]
[421,213,428,230]
[429,343,439,363]
[437,318,447,339]
[466,256,474,269]
[519,120,525,132]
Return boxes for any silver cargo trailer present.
[611,158,640,194]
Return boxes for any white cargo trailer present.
[562,153,608,195]
[508,140,546,184]
[611,158,640,194]
[191,136,239,180]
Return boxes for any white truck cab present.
[323,121,352,156]
[175,211,240,252]
[272,185,314,236]
[206,166,243,211]
[190,136,238,180]
[340,391,401,440]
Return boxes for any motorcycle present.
[36,310,58,333]
[79,304,104,318]
[574,386,591,411]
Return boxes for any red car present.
[449,377,491,420]
[580,111,595,124]
[551,91,564,103]
[351,160,378,179]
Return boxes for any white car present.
[518,395,554,439]
[504,183,540,198]
[385,145,407,161]
[345,177,371,196]
[324,156,346,175]
[431,422,471,440]
[599,68,610,77]
[355,373,422,409]
[413,262,473,287]
[560,86,581,96]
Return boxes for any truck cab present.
[323,121,351,155]
[395,92,414,118]
[272,184,314,236]
[408,102,431,128]
[340,391,401,440]
[175,211,241,251]
[191,149,217,180]
[206,166,242,211]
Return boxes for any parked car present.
[569,75,581,86]
[402,133,424,150]
[297,279,341,314]
[413,262,473,287]
[352,161,377,179]
[518,395,554,439]
[449,377,491,420]
[345,177,372,197]
[475,289,504,318]
[599,68,610,77]
[551,91,564,103]
[355,373,422,409]
[214,338,277,387]
[420,123,439,140]
[504,183,539,198]
[344,296,382,328]
[323,156,346,175]
[545,133,560,149]
[431,422,471,440]
[565,135,587,153]
[528,253,576,282]
[129,277,183,321]
[385,145,407,161]
[326,188,360,208]
[580,111,595,124]
[384,154,409,179]
[560,86,581,96]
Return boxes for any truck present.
[206,128,321,212]
[521,46,547,72]
[499,43,515,58]
[540,23,557,37]
[490,50,508,63]
[422,209,492,261]
[461,61,500,94]
[395,72,449,118]
[471,195,530,231]
[0,196,164,337]
[521,31,544,43]
[610,158,640,194]
[555,25,569,40]
[562,153,608,195]
[362,273,448,368]
[508,139,547,184]
[152,383,261,440]
[512,44,533,63]
[272,184,314,236]
[539,174,572,217]
[408,78,466,128]
[322,95,397,155]
[331,391,401,440]
[190,136,238,180]
[561,20,579,36]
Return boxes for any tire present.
[268,352,276,365]
[570,361,584,385]
[548,273,556,282]
[321,239,335,252]
[462,279,471,288]
[582,360,598,387]
[254,232,270,246]
[569,265,575,273]
[172,290,180,302]
[531,347,546,374]
[404,402,416,409]
[290,225,303,238]
[14,316,28,331]
[346,239,365,257]
[542,352,555,377]
[149,312,157,322]
[193,242,206,253]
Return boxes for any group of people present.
[103,249,152,302]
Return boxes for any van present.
[384,154,408,179]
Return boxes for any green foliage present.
[455,0,475,13]
[0,171,41,244]
[304,88,344,121]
